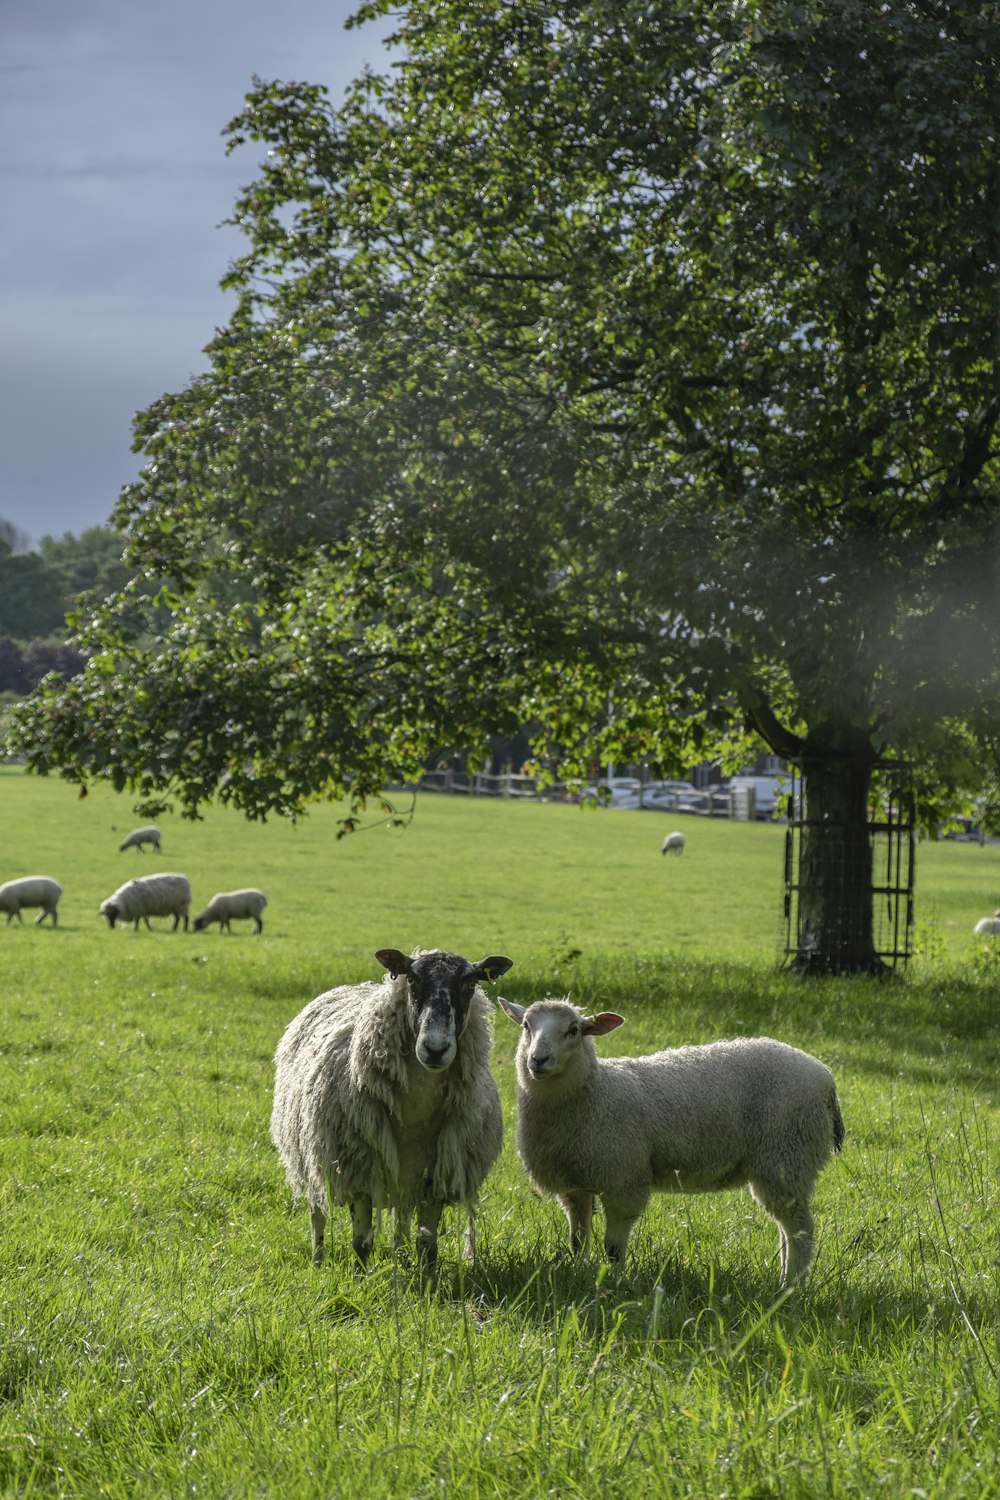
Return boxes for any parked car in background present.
[578,775,737,816]
[661,785,732,817]
[598,779,705,811]
[577,777,642,806]
[728,774,790,820]
[640,780,699,810]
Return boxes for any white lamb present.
[661,831,685,855]
[193,888,267,933]
[271,947,513,1267]
[0,875,62,927]
[499,997,844,1287]
[118,825,162,854]
[99,873,191,931]
[973,910,1000,936]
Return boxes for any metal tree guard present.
[781,761,916,972]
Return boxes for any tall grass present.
[1,768,997,1496]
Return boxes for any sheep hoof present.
[416,1236,438,1267]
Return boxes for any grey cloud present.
[0,0,395,543]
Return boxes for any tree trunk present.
[791,744,887,976]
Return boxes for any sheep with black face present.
[270,947,513,1267]
[99,873,191,931]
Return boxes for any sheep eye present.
[566,1025,578,1038]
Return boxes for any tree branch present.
[932,395,1000,520]
[743,693,806,762]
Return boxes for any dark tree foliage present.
[0,518,32,555]
[36,528,132,610]
[8,0,1000,971]
[0,637,86,696]
[0,526,131,643]
[0,544,65,640]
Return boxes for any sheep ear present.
[375,948,411,978]
[497,996,527,1026]
[584,1012,625,1035]
[476,955,514,983]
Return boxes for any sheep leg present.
[750,1182,815,1286]
[777,1202,814,1286]
[601,1191,648,1262]
[462,1206,477,1263]
[558,1191,595,1254]
[415,1200,444,1266]
[391,1207,412,1249]
[350,1197,375,1264]
[310,1203,328,1266]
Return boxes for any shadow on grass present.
[423,1244,995,1360]
[509,956,999,1096]
[280,1213,996,1372]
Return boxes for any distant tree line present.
[0,519,130,692]
[0,637,86,696]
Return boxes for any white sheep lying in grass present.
[499,997,844,1287]
[0,875,62,927]
[193,888,267,933]
[661,831,685,855]
[118,825,162,854]
[973,911,1000,936]
[271,947,513,1267]
[99,873,191,931]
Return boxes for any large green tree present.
[9,0,1000,971]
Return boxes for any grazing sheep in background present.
[973,911,1000,936]
[99,873,191,931]
[118,825,162,854]
[0,876,62,927]
[661,831,685,855]
[499,997,844,1287]
[193,888,268,934]
[271,947,513,1268]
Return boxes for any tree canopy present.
[9,2,1000,917]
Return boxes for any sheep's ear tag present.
[478,956,514,983]
[585,1012,625,1035]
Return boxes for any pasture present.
[1,766,997,1497]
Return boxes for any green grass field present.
[1,766,997,1497]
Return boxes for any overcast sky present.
[1,0,396,548]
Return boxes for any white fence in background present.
[416,769,568,799]
[413,770,763,818]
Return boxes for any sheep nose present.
[528,1052,554,1077]
[420,1041,451,1070]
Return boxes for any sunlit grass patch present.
[0,768,997,1496]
